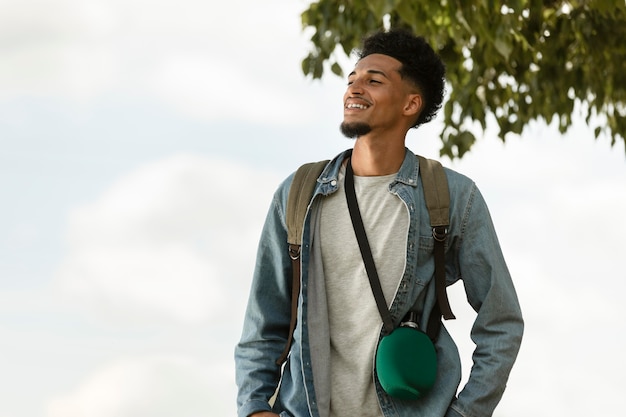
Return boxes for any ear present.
[403,93,422,118]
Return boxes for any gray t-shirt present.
[320,164,409,417]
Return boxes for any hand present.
[249,413,280,417]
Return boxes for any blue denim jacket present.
[235,149,523,417]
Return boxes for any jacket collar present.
[317,147,420,192]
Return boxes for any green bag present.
[376,324,437,400]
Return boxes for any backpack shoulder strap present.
[286,160,329,247]
[417,155,455,341]
[276,160,329,366]
[417,155,450,228]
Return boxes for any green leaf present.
[494,37,513,60]
[594,126,602,139]
[302,55,312,76]
[330,62,343,76]
[395,0,417,28]
[366,0,385,20]
[456,130,476,157]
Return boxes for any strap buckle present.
[400,311,420,329]
[432,226,448,242]
[288,244,301,260]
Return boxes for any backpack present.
[276,155,455,366]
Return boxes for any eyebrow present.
[348,69,391,79]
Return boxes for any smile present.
[345,103,370,110]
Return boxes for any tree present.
[301,0,626,158]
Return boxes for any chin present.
[340,121,372,139]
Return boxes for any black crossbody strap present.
[345,158,395,335]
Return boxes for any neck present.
[350,135,406,176]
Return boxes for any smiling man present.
[235,30,523,417]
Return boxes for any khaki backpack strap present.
[417,155,455,342]
[286,161,329,246]
[276,160,329,366]
[417,156,450,228]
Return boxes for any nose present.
[346,80,364,96]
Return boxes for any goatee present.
[340,122,372,139]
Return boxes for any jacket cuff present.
[238,399,271,417]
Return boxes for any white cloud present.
[0,0,322,124]
[56,153,279,323]
[46,355,234,417]
[0,0,120,99]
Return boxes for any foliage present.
[301,0,626,158]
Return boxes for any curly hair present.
[358,30,446,128]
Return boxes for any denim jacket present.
[235,148,523,417]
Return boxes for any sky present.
[1,1,625,416]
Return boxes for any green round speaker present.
[375,326,437,400]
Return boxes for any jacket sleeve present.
[448,184,524,417]
[234,178,294,417]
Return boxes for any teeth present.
[346,103,369,109]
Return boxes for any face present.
[341,53,420,138]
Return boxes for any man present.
[235,30,523,417]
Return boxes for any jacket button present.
[331,180,337,186]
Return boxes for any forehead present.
[351,53,403,76]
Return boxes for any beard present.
[340,121,372,139]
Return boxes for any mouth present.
[345,102,370,110]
